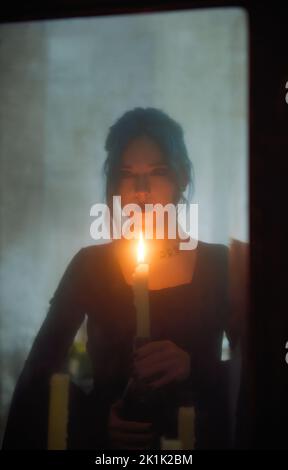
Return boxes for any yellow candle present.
[161,437,183,450]
[178,406,196,450]
[48,373,70,450]
[132,232,150,338]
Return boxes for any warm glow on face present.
[137,232,145,263]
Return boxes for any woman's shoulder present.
[80,241,114,258]
[55,242,115,300]
[77,242,114,270]
[64,242,113,272]
[197,239,228,260]
[196,240,229,279]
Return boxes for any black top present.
[2,240,232,449]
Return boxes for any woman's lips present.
[137,202,155,212]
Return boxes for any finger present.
[111,417,153,432]
[110,441,153,450]
[110,418,152,433]
[135,359,173,382]
[135,340,174,359]
[111,422,153,433]
[135,348,175,366]
[134,351,179,377]
[112,399,124,411]
[149,371,177,389]
[134,350,176,374]
[110,430,155,445]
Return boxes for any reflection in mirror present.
[0,8,248,449]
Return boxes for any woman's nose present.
[134,174,150,195]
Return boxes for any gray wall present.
[0,8,248,443]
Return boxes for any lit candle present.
[48,373,70,450]
[132,232,150,338]
[178,406,196,450]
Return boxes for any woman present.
[2,107,233,449]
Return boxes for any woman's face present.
[118,136,179,209]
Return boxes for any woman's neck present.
[118,236,184,261]
[113,236,197,290]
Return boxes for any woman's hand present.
[133,340,191,389]
[108,399,156,450]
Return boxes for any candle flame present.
[137,232,145,263]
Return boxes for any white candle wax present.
[133,262,150,338]
[132,232,150,338]
[178,406,196,450]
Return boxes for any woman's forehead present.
[121,136,165,167]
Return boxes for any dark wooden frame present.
[1,0,287,449]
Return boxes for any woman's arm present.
[2,248,87,449]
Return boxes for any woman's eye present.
[151,167,169,176]
[120,170,133,179]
